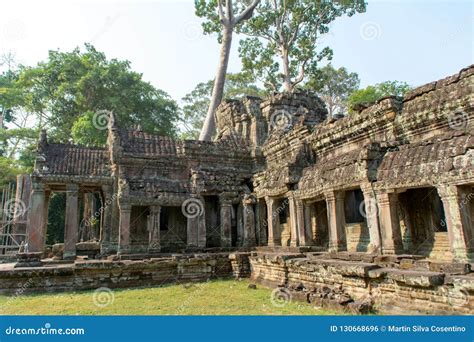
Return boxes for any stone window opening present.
[160,207,170,231]
[344,189,365,224]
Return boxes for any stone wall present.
[0,253,251,295]
[250,252,474,314]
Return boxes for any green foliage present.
[238,0,366,92]
[0,73,22,125]
[0,156,25,187]
[348,80,412,113]
[306,64,360,117]
[180,73,265,139]
[17,44,179,146]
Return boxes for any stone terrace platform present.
[0,251,473,315]
[250,252,474,315]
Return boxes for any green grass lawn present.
[0,279,338,315]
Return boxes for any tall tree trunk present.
[199,26,234,141]
[282,49,292,93]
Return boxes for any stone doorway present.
[204,196,221,247]
[311,200,329,249]
[160,206,187,252]
[130,206,150,253]
[398,187,450,260]
[278,198,291,246]
[344,189,370,252]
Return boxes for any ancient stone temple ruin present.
[0,65,473,314]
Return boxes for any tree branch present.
[234,0,260,25]
[217,0,226,24]
[226,0,234,23]
[293,59,308,88]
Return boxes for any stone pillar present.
[148,205,161,253]
[361,183,382,254]
[377,191,403,255]
[256,199,268,246]
[265,197,281,247]
[288,197,299,247]
[438,184,473,262]
[242,196,257,247]
[219,197,232,247]
[304,203,313,245]
[26,182,48,253]
[236,202,244,246]
[118,203,131,254]
[186,197,206,249]
[63,184,79,260]
[197,197,206,248]
[325,191,347,252]
[187,216,198,248]
[100,185,113,254]
[296,201,310,246]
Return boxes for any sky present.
[1,0,473,101]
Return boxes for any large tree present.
[16,44,179,146]
[348,80,411,113]
[0,54,36,185]
[195,0,260,141]
[239,0,366,93]
[181,72,265,139]
[306,64,360,117]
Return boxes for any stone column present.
[186,197,206,249]
[325,191,347,252]
[100,185,113,254]
[438,184,473,262]
[26,182,48,253]
[63,184,79,260]
[256,199,268,246]
[361,183,382,254]
[288,197,299,247]
[148,205,161,253]
[118,203,131,254]
[296,201,310,246]
[197,197,206,248]
[219,197,232,247]
[265,197,281,247]
[377,191,403,255]
[187,216,198,248]
[236,202,244,246]
[242,196,257,247]
[304,203,313,245]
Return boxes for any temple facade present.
[22,64,473,263]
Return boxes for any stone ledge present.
[379,269,445,287]
[289,258,380,278]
